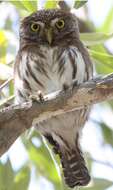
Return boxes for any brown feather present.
[14,9,93,188]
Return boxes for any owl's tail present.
[60,147,90,188]
[44,133,90,188]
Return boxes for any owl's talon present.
[38,90,45,102]
[29,94,39,102]
[73,80,78,87]
[72,80,79,90]
[29,91,44,103]
[63,83,69,91]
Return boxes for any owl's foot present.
[37,90,45,102]
[62,83,69,91]
[72,79,78,87]
[63,80,78,92]
[29,91,44,103]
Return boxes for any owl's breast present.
[32,46,86,94]
[37,46,74,94]
[16,45,86,101]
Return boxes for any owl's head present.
[20,9,79,47]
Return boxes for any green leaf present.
[9,1,26,10]
[0,30,8,63]
[9,79,14,96]
[13,167,30,190]
[0,159,14,190]
[21,1,37,12]
[4,17,13,31]
[81,178,113,190]
[45,0,58,9]
[74,0,88,9]
[0,30,7,45]
[10,1,37,12]
[101,122,113,146]
[80,32,113,46]
[28,141,60,182]
[99,7,113,33]
[89,45,113,74]
[23,132,62,189]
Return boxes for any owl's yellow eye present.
[30,23,40,32]
[55,19,65,29]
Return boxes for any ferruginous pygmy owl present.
[14,9,93,188]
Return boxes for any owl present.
[14,9,93,188]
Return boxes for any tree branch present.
[0,77,13,91]
[0,73,113,156]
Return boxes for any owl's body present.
[14,9,93,188]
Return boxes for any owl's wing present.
[14,52,28,103]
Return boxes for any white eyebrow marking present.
[50,18,60,26]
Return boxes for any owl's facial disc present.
[44,19,65,45]
[44,28,53,45]
[20,10,79,47]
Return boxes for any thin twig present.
[0,95,15,108]
[7,60,14,65]
[0,77,13,92]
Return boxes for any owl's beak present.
[45,28,53,45]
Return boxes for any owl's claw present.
[63,83,69,91]
[72,80,79,90]
[63,80,79,92]
[38,90,45,102]
[72,79,78,87]
[29,91,44,103]
[29,94,38,101]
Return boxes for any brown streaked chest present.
[19,45,86,95]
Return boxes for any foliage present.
[74,0,88,9]
[0,159,30,190]
[0,1,113,190]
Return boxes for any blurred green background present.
[0,0,113,190]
